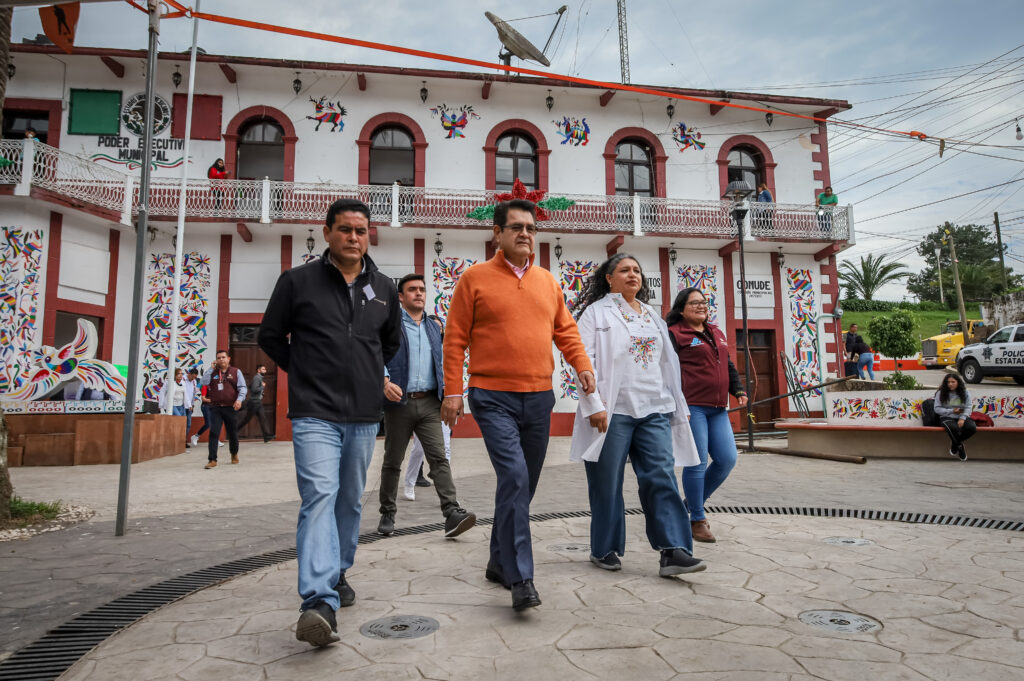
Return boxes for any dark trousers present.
[196,402,212,436]
[207,404,240,461]
[941,417,977,446]
[379,394,458,517]
[467,387,555,584]
[237,399,271,440]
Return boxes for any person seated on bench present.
[934,372,975,462]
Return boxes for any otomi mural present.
[786,267,820,395]
[676,264,718,325]
[142,252,211,400]
[558,259,596,399]
[0,227,43,395]
[433,257,476,396]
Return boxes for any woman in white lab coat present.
[569,253,706,577]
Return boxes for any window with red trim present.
[614,140,654,197]
[495,133,537,191]
[171,94,223,140]
[727,146,763,189]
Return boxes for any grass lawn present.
[841,305,983,344]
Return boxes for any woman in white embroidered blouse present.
[569,254,706,577]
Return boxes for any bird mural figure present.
[672,122,706,152]
[3,319,126,401]
[430,104,479,139]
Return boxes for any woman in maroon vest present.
[665,287,747,543]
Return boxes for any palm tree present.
[838,253,910,301]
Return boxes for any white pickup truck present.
[957,323,1024,385]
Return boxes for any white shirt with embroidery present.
[609,293,675,418]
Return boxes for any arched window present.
[494,133,537,191]
[614,140,654,196]
[727,146,763,190]
[369,126,414,185]
[236,119,285,180]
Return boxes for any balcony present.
[0,140,852,241]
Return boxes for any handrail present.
[0,140,850,239]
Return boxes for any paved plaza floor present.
[2,437,1023,680]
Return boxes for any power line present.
[859,177,1024,223]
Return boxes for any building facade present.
[1,45,854,438]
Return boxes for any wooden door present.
[735,330,779,431]
[229,325,276,440]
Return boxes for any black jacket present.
[259,250,401,423]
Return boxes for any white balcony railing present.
[0,140,851,241]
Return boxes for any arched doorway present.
[236,119,285,180]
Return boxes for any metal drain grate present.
[2,504,1019,680]
[799,609,882,633]
[360,615,440,640]
[823,536,875,546]
[547,543,591,553]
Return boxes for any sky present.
[10,0,1024,300]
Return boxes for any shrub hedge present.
[841,299,948,312]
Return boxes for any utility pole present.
[945,228,970,348]
[616,0,630,84]
[934,246,944,305]
[994,211,1008,291]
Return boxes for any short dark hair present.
[216,349,229,356]
[187,368,198,375]
[256,364,266,372]
[326,198,371,227]
[398,273,425,294]
[494,199,537,228]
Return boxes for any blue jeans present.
[291,418,378,611]
[171,405,188,442]
[857,353,875,380]
[467,387,554,584]
[682,405,738,522]
[586,412,693,558]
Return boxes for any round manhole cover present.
[547,543,591,553]
[823,537,875,546]
[799,610,882,634]
[360,615,439,640]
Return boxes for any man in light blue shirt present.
[377,274,475,539]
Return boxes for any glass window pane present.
[633,164,650,191]
[372,127,412,149]
[990,328,1013,343]
[516,158,535,184]
[497,136,514,152]
[517,136,535,154]
[495,156,514,184]
[615,163,631,191]
[369,148,414,185]
[616,143,634,161]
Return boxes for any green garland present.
[466,197,575,221]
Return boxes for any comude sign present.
[734,275,774,307]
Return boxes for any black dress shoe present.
[334,573,355,607]
[659,548,707,577]
[415,463,431,487]
[444,508,477,538]
[485,561,510,590]
[378,513,395,536]
[511,579,541,611]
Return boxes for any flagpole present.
[164,0,200,412]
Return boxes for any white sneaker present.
[190,434,199,447]
[403,484,415,501]
[218,441,225,448]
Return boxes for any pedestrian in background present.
[200,350,246,468]
[441,198,595,612]
[852,336,875,380]
[237,364,272,442]
[260,198,401,647]
[160,367,195,449]
[666,287,748,543]
[570,254,706,577]
[816,186,838,233]
[935,372,974,461]
[208,158,229,208]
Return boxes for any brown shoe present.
[204,461,217,469]
[231,455,239,464]
[691,519,716,543]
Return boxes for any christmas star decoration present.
[466,178,575,222]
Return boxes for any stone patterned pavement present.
[57,514,1024,681]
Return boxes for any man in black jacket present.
[259,198,401,648]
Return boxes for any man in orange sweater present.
[441,199,595,611]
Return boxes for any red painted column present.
[276,234,292,441]
[217,234,232,354]
[414,238,425,275]
[42,211,63,346]
[539,242,550,271]
[658,247,671,318]
[102,228,120,361]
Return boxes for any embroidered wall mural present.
[553,116,590,146]
[672,122,705,152]
[306,96,347,132]
[0,228,43,395]
[3,319,126,400]
[429,104,480,139]
[433,257,476,396]
[786,267,820,396]
[831,394,1024,423]
[142,252,211,400]
[676,264,718,325]
[558,259,596,399]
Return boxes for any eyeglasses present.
[335,226,369,236]
[502,223,538,235]
[686,301,709,308]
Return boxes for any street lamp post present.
[723,180,755,453]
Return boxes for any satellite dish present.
[486,7,567,68]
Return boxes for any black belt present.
[407,391,431,399]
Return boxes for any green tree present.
[906,222,1021,303]
[868,310,922,389]
[838,253,910,300]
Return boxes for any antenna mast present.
[616,0,630,84]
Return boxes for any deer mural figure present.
[307,96,347,132]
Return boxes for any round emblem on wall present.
[121,92,172,137]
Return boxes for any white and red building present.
[1,45,854,439]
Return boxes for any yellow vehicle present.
[919,319,988,369]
